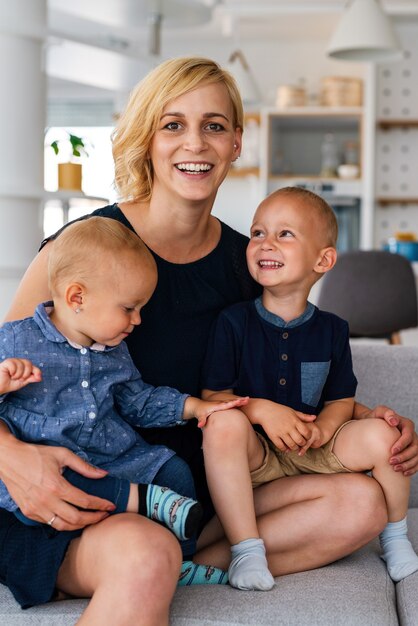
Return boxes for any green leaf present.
[50,140,59,155]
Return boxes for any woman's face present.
[149,82,242,205]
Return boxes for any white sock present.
[228,538,275,591]
[380,517,418,582]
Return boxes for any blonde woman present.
[3,58,418,620]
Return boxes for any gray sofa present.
[1,343,418,625]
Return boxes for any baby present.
[0,216,246,586]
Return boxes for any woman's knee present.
[332,474,387,538]
[93,514,181,586]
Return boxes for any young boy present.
[0,217,247,587]
[201,186,418,590]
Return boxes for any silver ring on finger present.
[47,514,57,527]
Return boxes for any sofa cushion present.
[396,507,418,626]
[0,538,397,625]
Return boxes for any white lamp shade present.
[327,0,402,62]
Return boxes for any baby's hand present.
[0,358,42,394]
[185,396,249,428]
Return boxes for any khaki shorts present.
[251,420,354,488]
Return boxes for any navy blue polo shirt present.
[202,298,357,415]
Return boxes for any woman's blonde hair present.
[48,217,156,295]
[112,56,244,202]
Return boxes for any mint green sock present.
[178,561,228,586]
[139,484,202,541]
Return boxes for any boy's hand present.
[0,358,42,394]
[185,396,249,428]
[297,422,325,455]
[258,404,316,453]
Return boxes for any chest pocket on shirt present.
[301,361,330,407]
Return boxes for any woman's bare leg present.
[196,473,387,575]
[56,513,182,626]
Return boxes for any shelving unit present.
[260,107,363,194]
[258,107,367,251]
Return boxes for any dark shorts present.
[0,508,82,609]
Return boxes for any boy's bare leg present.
[333,419,409,521]
[56,513,181,626]
[202,409,274,590]
[196,473,387,575]
[333,419,418,581]
[203,409,264,543]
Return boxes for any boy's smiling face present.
[246,194,332,295]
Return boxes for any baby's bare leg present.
[333,419,418,581]
[203,409,274,590]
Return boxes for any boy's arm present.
[202,388,316,452]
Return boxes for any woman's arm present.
[0,422,115,530]
[3,243,51,322]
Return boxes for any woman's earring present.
[75,307,81,314]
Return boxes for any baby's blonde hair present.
[112,56,244,202]
[269,187,338,248]
[48,217,156,296]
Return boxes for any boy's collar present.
[254,297,315,329]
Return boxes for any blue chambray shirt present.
[0,303,189,512]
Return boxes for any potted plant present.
[49,132,89,192]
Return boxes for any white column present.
[0,0,46,318]
[361,62,377,250]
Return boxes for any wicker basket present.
[276,85,307,108]
[320,76,363,107]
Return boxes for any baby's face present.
[74,257,157,348]
[246,196,327,293]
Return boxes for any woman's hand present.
[0,426,116,530]
[354,402,418,476]
[0,358,42,394]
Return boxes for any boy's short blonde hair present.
[112,56,244,203]
[48,217,156,295]
[271,186,338,248]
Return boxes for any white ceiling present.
[46,0,418,103]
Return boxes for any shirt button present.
[279,378,286,386]
[281,354,288,361]
[80,348,87,355]
[282,332,289,339]
[88,411,96,419]
[81,380,89,388]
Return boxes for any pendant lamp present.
[327,0,402,62]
